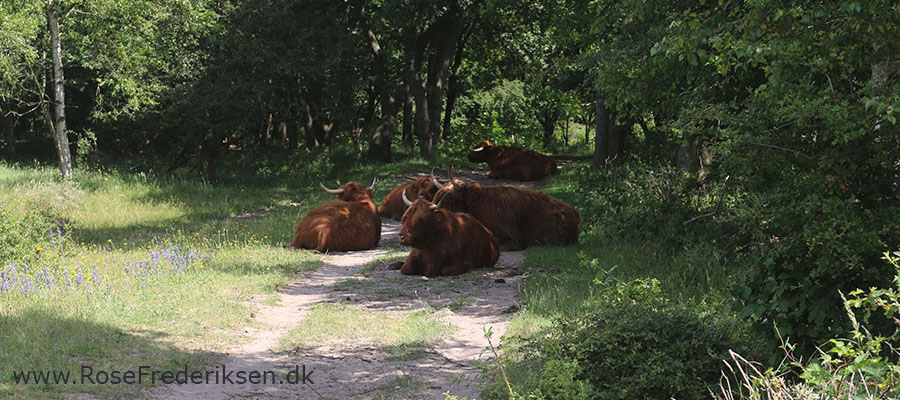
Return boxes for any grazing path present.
[146,171,536,400]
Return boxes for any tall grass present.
[506,165,745,339]
[0,163,327,399]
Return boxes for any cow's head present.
[430,168,470,212]
[398,195,443,246]
[467,140,497,162]
[409,176,439,202]
[320,176,377,202]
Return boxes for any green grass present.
[0,163,327,399]
[365,252,407,266]
[332,278,375,292]
[384,344,431,361]
[368,375,429,400]
[506,166,742,339]
[277,303,454,351]
[0,156,744,399]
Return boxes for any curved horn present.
[431,192,448,209]
[401,189,414,206]
[430,168,445,188]
[368,175,378,190]
[319,181,344,194]
[447,164,456,183]
[471,145,484,152]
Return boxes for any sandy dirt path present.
[147,172,533,400]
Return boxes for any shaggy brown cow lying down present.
[378,175,439,220]
[468,140,558,181]
[431,171,579,251]
[389,191,499,277]
[290,178,380,252]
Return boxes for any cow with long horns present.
[389,190,499,277]
[468,140,558,181]
[290,177,381,252]
[378,174,440,220]
[431,170,579,251]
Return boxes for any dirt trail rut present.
[149,172,532,400]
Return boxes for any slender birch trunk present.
[48,0,72,179]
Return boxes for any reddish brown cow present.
[378,176,439,220]
[431,172,579,251]
[290,178,381,252]
[468,140,558,181]
[389,192,499,277]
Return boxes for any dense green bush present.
[0,179,79,268]
[561,141,899,354]
[486,277,758,399]
[719,251,900,400]
[561,160,749,253]
[0,207,66,268]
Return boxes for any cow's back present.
[464,186,578,250]
[379,182,410,220]
[492,147,557,181]
[292,201,381,252]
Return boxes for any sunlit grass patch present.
[0,163,327,398]
[384,344,431,361]
[369,375,429,400]
[332,278,374,292]
[365,252,407,267]
[278,303,453,350]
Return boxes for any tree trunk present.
[286,120,298,149]
[677,133,711,178]
[592,94,609,170]
[0,112,16,153]
[424,3,469,150]
[402,92,414,146]
[401,50,415,147]
[639,118,657,145]
[413,46,431,158]
[442,36,466,141]
[48,0,72,180]
[539,111,558,150]
[359,1,396,162]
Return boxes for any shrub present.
[735,165,899,354]
[0,207,66,267]
[563,160,749,253]
[719,251,900,400]
[0,179,79,268]
[486,278,758,399]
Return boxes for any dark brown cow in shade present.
[389,191,499,277]
[431,171,579,251]
[378,175,439,220]
[468,140,558,181]
[290,178,381,252]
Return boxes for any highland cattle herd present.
[290,141,579,277]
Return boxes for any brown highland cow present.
[378,175,439,220]
[468,140,558,181]
[290,178,381,252]
[389,191,499,277]
[431,171,579,251]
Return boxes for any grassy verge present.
[0,163,333,399]
[0,158,455,399]
[277,303,454,351]
[487,161,756,399]
[506,168,744,338]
